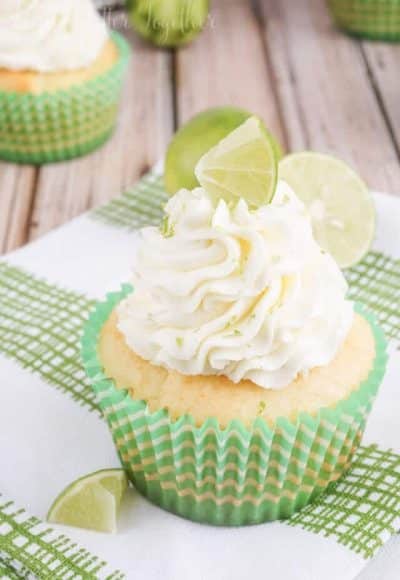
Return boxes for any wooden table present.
[1,0,400,255]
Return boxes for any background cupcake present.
[0,0,130,164]
[328,0,400,41]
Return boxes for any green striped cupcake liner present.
[0,32,130,164]
[82,286,388,526]
[328,0,400,41]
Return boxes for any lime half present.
[279,152,375,268]
[164,107,283,195]
[47,469,128,533]
[195,116,278,208]
[165,107,252,194]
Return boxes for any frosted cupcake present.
[83,123,387,526]
[0,0,130,163]
[328,0,400,41]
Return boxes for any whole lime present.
[164,107,284,194]
[126,0,209,48]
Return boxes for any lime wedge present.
[279,152,375,268]
[47,469,128,533]
[195,116,278,208]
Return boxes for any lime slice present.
[279,152,375,268]
[47,469,128,533]
[195,116,278,208]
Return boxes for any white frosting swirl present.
[0,0,108,72]
[117,182,354,389]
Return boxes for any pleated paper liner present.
[82,285,388,526]
[0,32,130,164]
[328,0,400,41]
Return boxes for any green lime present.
[279,152,375,268]
[262,126,284,163]
[126,0,209,48]
[47,469,128,533]
[195,116,279,208]
[164,107,284,194]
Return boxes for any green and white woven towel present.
[0,165,399,579]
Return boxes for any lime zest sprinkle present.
[257,401,267,415]
[238,259,246,275]
[233,329,242,336]
[160,216,175,238]
[176,336,184,347]
[224,316,237,331]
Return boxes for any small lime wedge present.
[47,469,128,533]
[279,152,375,268]
[195,116,278,208]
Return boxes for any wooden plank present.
[257,0,400,194]
[362,42,400,157]
[175,0,286,147]
[29,26,174,241]
[95,0,123,8]
[0,164,37,254]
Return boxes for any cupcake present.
[328,0,400,41]
[0,0,130,164]
[83,126,387,526]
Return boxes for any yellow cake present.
[99,310,375,428]
[0,39,119,95]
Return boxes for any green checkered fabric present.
[290,444,400,558]
[1,549,35,580]
[346,251,400,342]
[0,495,123,579]
[0,560,20,580]
[328,0,400,40]
[91,170,168,230]
[0,32,130,164]
[0,262,98,413]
